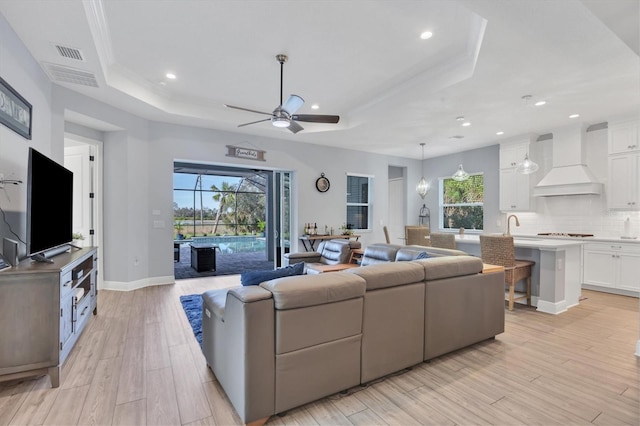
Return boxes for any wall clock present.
[315,173,330,193]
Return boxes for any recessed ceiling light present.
[159,81,167,86]
[496,131,504,135]
[420,31,433,40]
[166,73,176,79]
[534,100,546,106]
[462,122,471,127]
[456,116,465,121]
[569,114,580,119]
[311,104,319,110]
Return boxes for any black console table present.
[190,244,218,272]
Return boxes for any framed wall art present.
[0,77,32,140]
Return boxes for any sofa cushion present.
[414,255,483,280]
[407,245,468,257]
[348,261,425,290]
[260,273,366,310]
[395,247,430,261]
[240,262,304,286]
[360,244,402,266]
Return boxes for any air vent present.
[54,44,84,61]
[448,135,464,139]
[43,63,98,88]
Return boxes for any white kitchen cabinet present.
[608,119,639,155]
[499,168,531,211]
[583,243,640,294]
[499,143,529,169]
[499,140,534,212]
[607,153,640,210]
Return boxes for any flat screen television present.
[26,147,73,260]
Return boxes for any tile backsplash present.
[511,197,640,238]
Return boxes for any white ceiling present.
[1,0,638,159]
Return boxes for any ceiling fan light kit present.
[225,54,339,134]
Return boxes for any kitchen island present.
[454,235,584,315]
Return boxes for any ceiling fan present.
[225,54,340,134]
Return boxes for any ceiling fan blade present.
[225,104,273,116]
[282,94,304,115]
[292,114,340,124]
[287,120,304,134]
[238,118,271,128]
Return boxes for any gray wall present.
[420,144,502,234]
[0,12,501,289]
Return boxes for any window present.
[346,174,373,231]
[439,174,483,230]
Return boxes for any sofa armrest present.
[201,287,275,423]
[283,251,322,266]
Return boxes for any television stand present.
[0,247,98,387]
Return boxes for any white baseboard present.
[101,275,175,291]
[536,299,568,315]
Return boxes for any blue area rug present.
[179,294,202,346]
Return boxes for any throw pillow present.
[415,251,430,259]
[240,262,305,286]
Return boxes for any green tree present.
[211,181,237,234]
[443,175,484,230]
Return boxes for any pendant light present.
[516,95,540,175]
[416,143,430,199]
[516,153,539,174]
[452,164,469,181]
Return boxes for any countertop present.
[513,234,639,245]
[454,234,585,249]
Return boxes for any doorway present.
[172,162,293,278]
[387,166,406,244]
[64,137,103,289]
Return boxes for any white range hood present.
[533,124,603,197]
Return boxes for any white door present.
[388,178,404,243]
[64,144,93,247]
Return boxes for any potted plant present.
[72,232,84,246]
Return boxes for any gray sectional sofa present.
[201,254,505,424]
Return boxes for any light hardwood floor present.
[1,276,638,425]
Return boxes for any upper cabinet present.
[608,118,640,210]
[608,119,639,155]
[499,143,529,169]
[608,152,640,210]
[499,138,536,212]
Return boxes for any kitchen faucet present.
[504,214,520,236]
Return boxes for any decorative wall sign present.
[0,77,32,140]
[315,173,330,192]
[226,145,266,161]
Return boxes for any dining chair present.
[479,234,534,311]
[404,226,430,246]
[429,232,456,249]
